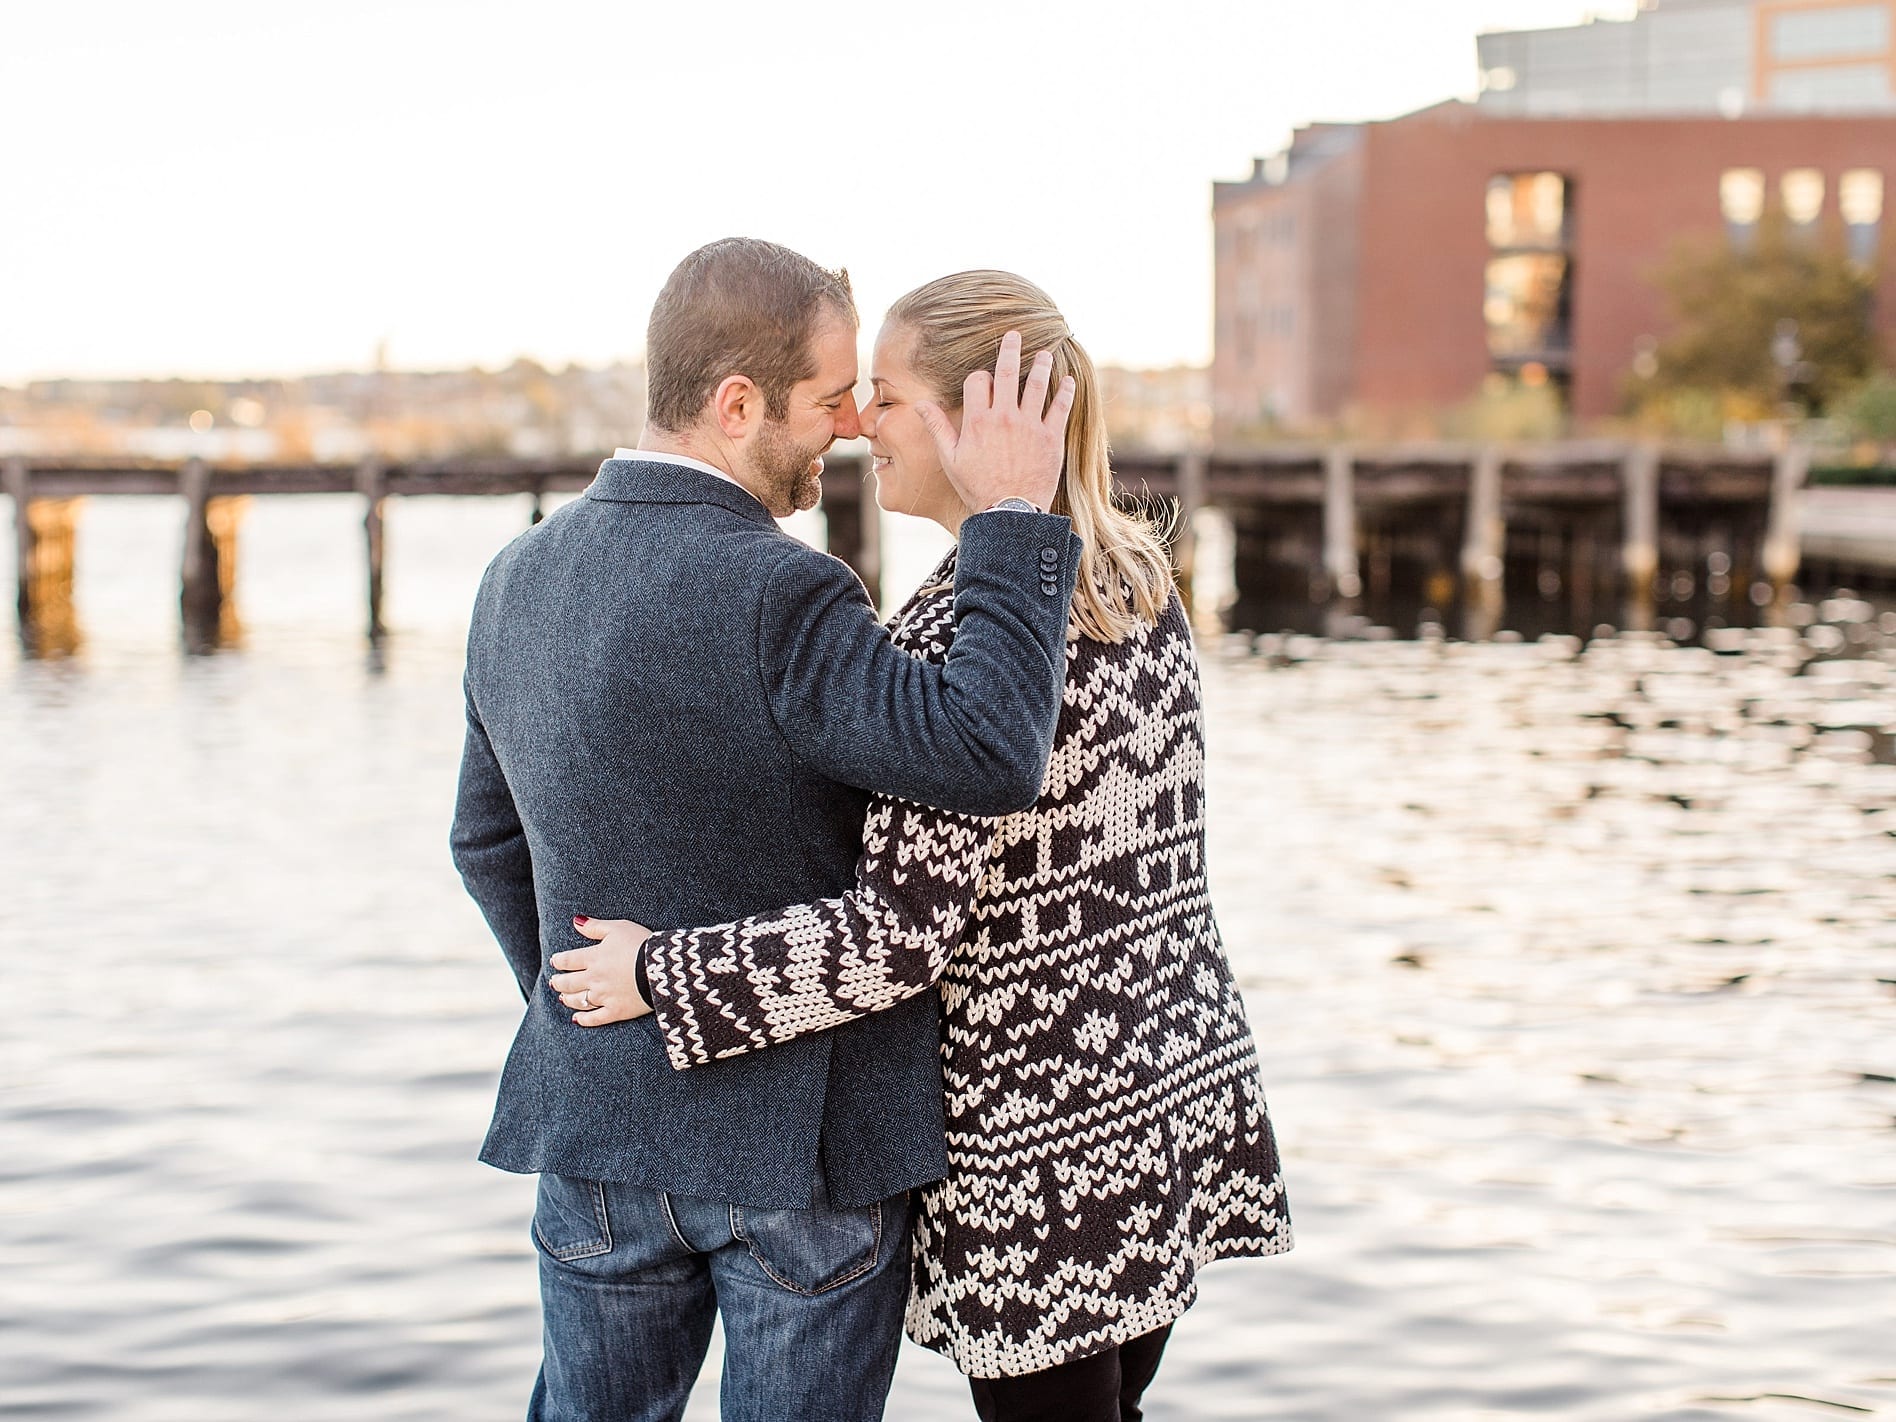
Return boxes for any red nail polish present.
[573,915,589,925]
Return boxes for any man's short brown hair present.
[644,238,856,432]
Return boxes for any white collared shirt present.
[613,447,744,491]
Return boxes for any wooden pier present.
[3,443,1803,654]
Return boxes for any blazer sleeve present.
[449,674,543,1001]
[759,508,1079,817]
[639,792,998,1070]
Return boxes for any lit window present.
[1782,168,1825,226]
[1485,254,1572,360]
[1486,173,1569,249]
[1843,169,1883,265]
[1528,173,1563,240]
[1841,169,1883,225]
[1721,169,1765,225]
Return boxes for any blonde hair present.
[887,271,1174,643]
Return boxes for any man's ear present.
[711,375,760,442]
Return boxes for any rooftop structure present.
[1476,0,1896,115]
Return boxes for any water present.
[2,497,1893,1420]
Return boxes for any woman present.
[551,272,1291,1421]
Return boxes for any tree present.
[1629,212,1878,422]
[1840,371,1896,448]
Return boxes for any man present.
[450,237,1080,1422]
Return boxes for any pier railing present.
[4,443,1803,653]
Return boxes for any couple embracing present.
[451,237,1291,1422]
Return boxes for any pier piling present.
[8,458,83,657]
[5,459,31,625]
[1764,445,1809,590]
[358,460,387,641]
[1462,445,1505,602]
[1322,446,1360,600]
[1622,444,1661,606]
[1172,452,1207,612]
[178,459,225,648]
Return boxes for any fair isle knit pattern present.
[639,552,1291,1377]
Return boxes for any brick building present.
[1212,101,1896,434]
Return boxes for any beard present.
[747,418,827,516]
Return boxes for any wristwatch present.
[985,496,1043,514]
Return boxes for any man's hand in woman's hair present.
[916,329,1074,513]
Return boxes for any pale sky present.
[2,0,1637,383]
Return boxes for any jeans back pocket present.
[533,1172,613,1262]
[731,1198,885,1296]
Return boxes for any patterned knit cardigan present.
[639,555,1292,1377]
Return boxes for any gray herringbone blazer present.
[451,457,1079,1208]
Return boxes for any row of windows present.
[1482,166,1886,255]
[1722,166,1884,261]
[1720,167,1884,225]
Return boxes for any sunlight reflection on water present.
[1,497,1892,1421]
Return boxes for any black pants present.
[967,1324,1173,1422]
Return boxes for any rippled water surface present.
[2,498,1892,1420]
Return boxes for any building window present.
[1485,254,1573,362]
[1722,168,1765,248]
[1485,173,1574,382]
[1768,63,1892,109]
[1721,169,1766,225]
[1485,172,1568,249]
[1782,168,1826,230]
[1842,169,1884,265]
[1769,3,1890,61]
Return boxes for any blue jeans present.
[527,1171,912,1422]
